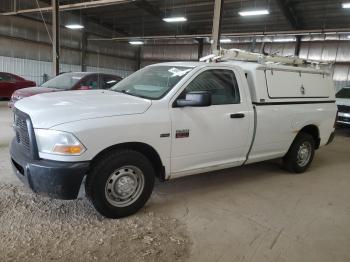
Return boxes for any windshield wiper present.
[113,89,150,100]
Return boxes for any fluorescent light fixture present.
[273,38,295,42]
[129,40,144,45]
[347,35,350,39]
[239,9,269,16]
[342,3,350,8]
[163,16,187,23]
[220,38,232,43]
[65,24,84,30]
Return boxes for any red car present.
[9,72,122,108]
[0,72,36,99]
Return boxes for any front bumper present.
[337,112,350,126]
[10,138,90,200]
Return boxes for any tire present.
[283,132,315,174]
[85,149,155,218]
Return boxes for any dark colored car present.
[9,72,122,107]
[0,72,36,99]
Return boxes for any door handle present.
[230,113,245,119]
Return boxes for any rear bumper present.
[10,138,89,199]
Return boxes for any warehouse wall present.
[140,37,350,92]
[0,16,137,84]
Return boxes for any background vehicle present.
[0,72,36,99]
[336,87,350,126]
[9,72,122,107]
[10,56,337,218]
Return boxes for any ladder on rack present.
[200,48,331,69]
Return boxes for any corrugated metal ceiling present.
[1,0,350,38]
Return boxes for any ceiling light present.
[239,9,269,16]
[129,40,144,45]
[220,39,232,43]
[347,35,350,39]
[342,3,350,8]
[273,38,295,42]
[65,24,84,30]
[163,17,187,23]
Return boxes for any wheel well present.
[91,142,165,181]
[299,125,320,149]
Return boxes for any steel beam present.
[52,0,59,76]
[89,28,350,41]
[211,0,223,53]
[1,0,132,16]
[275,0,302,29]
[132,0,162,19]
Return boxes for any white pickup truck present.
[10,59,337,218]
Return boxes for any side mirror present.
[176,91,211,107]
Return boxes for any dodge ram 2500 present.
[10,60,337,218]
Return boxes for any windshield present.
[41,73,87,90]
[336,88,350,99]
[110,66,193,99]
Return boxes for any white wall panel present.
[0,55,132,86]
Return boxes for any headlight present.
[35,129,86,156]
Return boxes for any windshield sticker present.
[168,68,192,77]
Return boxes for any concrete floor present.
[1,101,350,262]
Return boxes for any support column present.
[52,0,60,76]
[81,31,88,72]
[294,35,302,56]
[211,0,224,53]
[260,42,266,54]
[196,38,204,60]
[250,37,257,52]
[136,46,142,70]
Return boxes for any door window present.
[185,69,240,105]
[0,73,13,82]
[79,75,99,89]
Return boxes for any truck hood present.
[14,86,60,98]
[15,90,152,128]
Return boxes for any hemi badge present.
[176,129,189,138]
[160,133,170,138]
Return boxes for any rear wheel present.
[85,149,155,218]
[283,132,315,173]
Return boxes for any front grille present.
[337,105,350,113]
[14,112,31,152]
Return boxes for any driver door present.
[170,67,252,178]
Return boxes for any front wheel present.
[283,132,315,173]
[85,149,155,218]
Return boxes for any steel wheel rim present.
[296,141,312,167]
[105,165,145,207]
